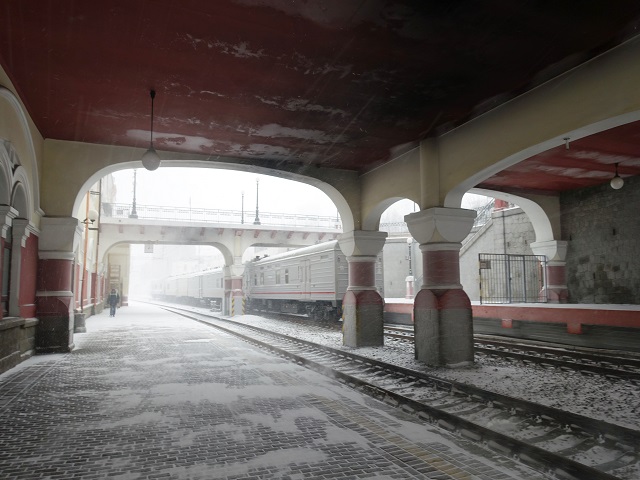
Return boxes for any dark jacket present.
[108,293,120,307]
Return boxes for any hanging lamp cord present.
[149,89,156,148]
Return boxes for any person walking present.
[108,289,120,317]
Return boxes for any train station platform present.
[384,299,640,352]
[0,303,547,480]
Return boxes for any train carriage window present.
[253,274,257,286]
[275,270,281,284]
[285,269,289,284]
[260,273,264,285]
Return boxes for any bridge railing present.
[101,202,343,230]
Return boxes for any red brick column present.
[35,217,81,353]
[406,208,476,366]
[338,231,387,347]
[531,240,569,303]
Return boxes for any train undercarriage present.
[246,298,342,322]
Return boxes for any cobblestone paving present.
[0,307,549,479]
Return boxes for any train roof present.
[165,267,223,280]
[246,240,340,265]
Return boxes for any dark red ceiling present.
[1,0,640,194]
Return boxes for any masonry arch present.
[362,196,411,231]
[470,188,558,243]
[0,150,10,205]
[0,88,40,216]
[70,160,356,232]
[441,37,640,208]
[11,169,31,220]
[445,109,640,209]
[100,239,234,270]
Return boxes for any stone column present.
[0,206,17,319]
[530,240,569,303]
[36,217,81,353]
[338,230,387,347]
[9,218,38,318]
[405,208,476,366]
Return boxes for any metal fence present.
[102,203,342,230]
[479,253,547,304]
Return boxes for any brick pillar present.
[405,208,476,366]
[531,240,569,303]
[338,230,387,347]
[36,217,81,353]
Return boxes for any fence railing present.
[102,200,496,234]
[102,202,343,230]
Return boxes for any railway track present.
[162,304,639,480]
[384,325,640,384]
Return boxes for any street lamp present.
[241,191,245,224]
[253,178,261,225]
[130,169,138,218]
[406,236,414,299]
[407,236,413,276]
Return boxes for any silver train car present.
[152,267,225,310]
[243,240,384,321]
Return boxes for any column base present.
[342,290,384,347]
[414,288,474,367]
[35,315,75,353]
[230,294,245,316]
[541,287,569,303]
[74,312,87,333]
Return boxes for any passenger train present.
[151,240,384,321]
[151,267,225,311]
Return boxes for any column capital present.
[405,207,475,245]
[11,218,39,248]
[338,230,387,257]
[0,205,18,240]
[38,216,83,254]
[530,240,568,262]
[229,263,245,278]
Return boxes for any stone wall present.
[0,317,37,375]
[382,237,421,298]
[561,175,640,304]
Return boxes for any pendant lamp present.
[141,89,161,171]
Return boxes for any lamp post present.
[406,236,414,299]
[130,169,138,218]
[253,178,261,225]
[407,236,413,276]
[91,179,102,315]
[241,191,244,224]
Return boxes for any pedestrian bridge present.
[97,202,343,266]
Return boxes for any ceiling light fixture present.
[610,163,624,190]
[141,89,161,171]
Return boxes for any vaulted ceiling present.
[1,1,640,195]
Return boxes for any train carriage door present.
[301,259,311,300]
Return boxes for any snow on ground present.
[233,314,640,431]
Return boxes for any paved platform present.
[0,303,547,480]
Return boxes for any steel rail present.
[162,305,638,480]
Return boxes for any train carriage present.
[244,240,383,321]
[154,268,224,308]
[200,268,224,310]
